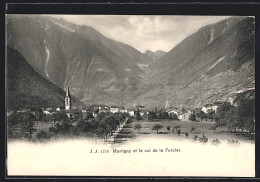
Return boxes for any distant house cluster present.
[16,87,231,123]
[201,101,229,113]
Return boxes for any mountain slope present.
[6,46,85,110]
[7,15,153,106]
[6,15,255,108]
[144,50,166,61]
[135,16,255,108]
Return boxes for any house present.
[202,101,228,113]
[7,111,13,117]
[89,104,109,111]
[128,110,135,116]
[166,109,180,115]
[110,106,120,113]
[42,108,54,115]
[136,105,145,110]
[56,106,65,111]
[140,111,145,116]
[120,108,127,113]
[17,109,29,113]
[82,107,98,118]
[82,111,93,119]
[99,108,109,113]
[202,104,213,113]
[179,112,191,121]
[64,110,74,118]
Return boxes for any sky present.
[49,15,230,53]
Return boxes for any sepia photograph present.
[6,14,255,177]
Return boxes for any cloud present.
[48,15,231,52]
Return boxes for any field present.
[8,117,254,145]
[115,118,255,145]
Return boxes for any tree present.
[134,124,142,132]
[162,112,169,119]
[209,124,218,133]
[199,134,208,143]
[36,130,51,140]
[244,118,255,139]
[135,111,142,120]
[206,110,215,122]
[20,112,37,139]
[156,110,162,121]
[52,111,68,125]
[214,102,233,126]
[7,112,21,127]
[177,129,181,135]
[169,113,179,120]
[190,127,196,133]
[152,124,163,134]
[199,111,207,121]
[167,125,171,131]
[173,125,181,131]
[72,109,82,121]
[188,114,196,121]
[54,120,73,135]
[226,107,239,134]
[148,111,156,122]
[32,107,43,121]
[237,98,255,135]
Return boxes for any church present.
[64,86,74,118]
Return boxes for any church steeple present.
[66,86,71,97]
[65,86,71,110]
[165,100,169,109]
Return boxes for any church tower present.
[65,86,71,110]
[165,100,169,109]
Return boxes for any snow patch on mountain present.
[53,22,75,32]
[125,68,131,72]
[97,68,107,72]
[208,28,215,44]
[236,87,255,94]
[207,56,227,71]
[137,63,148,69]
[43,40,50,78]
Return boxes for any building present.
[65,87,71,110]
[202,101,228,113]
[56,106,65,112]
[89,104,109,110]
[179,112,191,121]
[165,100,170,109]
[120,108,127,113]
[136,105,145,110]
[110,106,120,113]
[140,111,145,116]
[166,109,179,115]
[64,86,74,118]
[128,110,135,116]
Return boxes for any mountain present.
[133,16,255,108]
[6,15,255,109]
[6,15,153,106]
[6,46,85,110]
[144,50,166,61]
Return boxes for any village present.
[8,87,226,123]
[7,86,255,146]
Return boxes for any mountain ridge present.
[6,15,255,108]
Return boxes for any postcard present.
[6,14,255,177]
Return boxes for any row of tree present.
[136,110,179,121]
[7,110,129,141]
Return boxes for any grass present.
[8,118,254,144]
[129,118,254,143]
